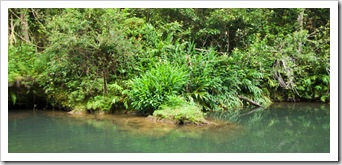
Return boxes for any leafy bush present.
[86,95,116,111]
[128,63,189,113]
[8,44,36,85]
[183,46,246,111]
[183,46,224,110]
[86,83,124,111]
[234,29,330,102]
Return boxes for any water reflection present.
[9,103,329,153]
[208,102,330,152]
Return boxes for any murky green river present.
[8,103,329,153]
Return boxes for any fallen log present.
[238,95,262,107]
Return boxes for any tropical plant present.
[128,62,189,113]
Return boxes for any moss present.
[151,103,208,125]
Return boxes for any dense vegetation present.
[8,8,330,123]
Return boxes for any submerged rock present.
[146,115,211,126]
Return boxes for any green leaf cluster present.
[128,63,189,113]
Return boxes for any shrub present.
[184,47,245,111]
[86,83,124,111]
[86,95,116,111]
[128,62,189,113]
[8,44,36,85]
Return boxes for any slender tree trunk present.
[9,15,16,46]
[225,29,229,53]
[20,9,30,44]
[297,9,304,55]
[103,69,108,95]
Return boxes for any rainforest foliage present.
[8,9,330,119]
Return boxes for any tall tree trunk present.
[225,29,230,53]
[20,9,30,44]
[297,9,304,55]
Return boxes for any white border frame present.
[1,0,338,161]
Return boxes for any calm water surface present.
[8,103,329,153]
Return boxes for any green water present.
[8,103,329,153]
